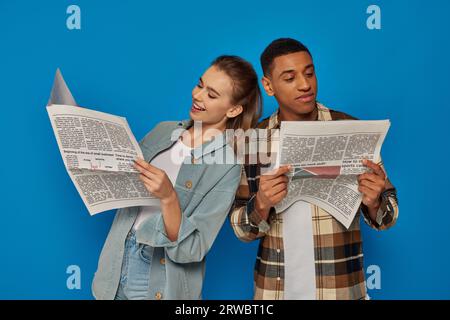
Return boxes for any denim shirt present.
[91,119,242,300]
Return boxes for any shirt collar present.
[268,102,331,128]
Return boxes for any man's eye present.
[306,73,314,77]
[284,78,294,82]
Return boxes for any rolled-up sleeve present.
[361,158,399,231]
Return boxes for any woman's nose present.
[193,88,205,101]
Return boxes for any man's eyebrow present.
[200,77,221,96]
[278,64,315,78]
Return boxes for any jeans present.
[114,230,154,300]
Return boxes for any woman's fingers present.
[139,174,158,193]
[134,158,160,175]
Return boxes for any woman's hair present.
[211,55,262,131]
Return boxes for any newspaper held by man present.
[274,120,390,229]
[47,104,159,215]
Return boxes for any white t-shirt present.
[133,138,192,230]
[282,200,316,299]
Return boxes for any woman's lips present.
[191,102,206,112]
[296,93,315,103]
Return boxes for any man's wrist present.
[366,198,382,221]
[254,194,270,221]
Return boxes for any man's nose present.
[296,76,311,91]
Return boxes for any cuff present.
[247,194,271,233]
[136,213,197,248]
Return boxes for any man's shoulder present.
[328,109,359,121]
[257,116,271,128]
[255,107,359,127]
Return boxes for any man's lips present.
[295,93,315,103]
[191,102,206,112]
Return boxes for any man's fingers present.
[271,189,288,204]
[358,179,384,194]
[362,159,385,179]
[268,182,288,197]
[260,175,288,192]
[358,172,382,184]
[358,185,378,200]
[262,165,291,180]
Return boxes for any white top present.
[133,138,192,230]
[282,200,316,299]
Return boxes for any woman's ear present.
[261,76,274,96]
[226,105,243,119]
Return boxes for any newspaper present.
[273,120,390,229]
[47,104,159,215]
[46,69,159,215]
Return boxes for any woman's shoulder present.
[140,119,190,146]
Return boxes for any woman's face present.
[190,65,241,130]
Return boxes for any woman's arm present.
[134,158,182,242]
[135,164,242,264]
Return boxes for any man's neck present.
[278,103,318,122]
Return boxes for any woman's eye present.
[208,94,217,99]
[306,73,314,77]
[197,83,203,88]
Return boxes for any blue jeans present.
[114,230,154,300]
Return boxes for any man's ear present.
[261,76,274,96]
[226,105,243,118]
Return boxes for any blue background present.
[1,0,449,299]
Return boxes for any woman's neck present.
[184,122,226,149]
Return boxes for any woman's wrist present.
[160,190,178,207]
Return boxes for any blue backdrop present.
[1,0,449,299]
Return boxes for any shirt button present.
[277,277,281,281]
[276,249,280,253]
[185,180,193,189]
[155,292,163,300]
[160,258,166,265]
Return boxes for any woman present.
[91,55,262,300]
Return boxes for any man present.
[230,38,398,300]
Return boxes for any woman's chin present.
[190,111,204,120]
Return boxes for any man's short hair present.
[260,38,312,76]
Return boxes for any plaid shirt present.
[230,103,399,300]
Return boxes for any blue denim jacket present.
[91,119,242,300]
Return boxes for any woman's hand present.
[133,158,177,205]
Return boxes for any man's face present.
[262,51,318,116]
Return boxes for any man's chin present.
[291,100,317,114]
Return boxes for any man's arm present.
[229,165,291,242]
[229,167,271,242]
[359,159,399,230]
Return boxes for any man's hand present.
[358,159,386,216]
[254,165,291,220]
